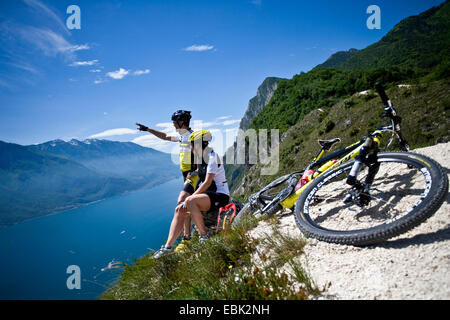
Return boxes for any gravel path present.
[250,142,450,300]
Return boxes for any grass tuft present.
[102,214,319,300]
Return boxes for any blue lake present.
[0,177,183,300]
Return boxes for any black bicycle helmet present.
[171,110,192,125]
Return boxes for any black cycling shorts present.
[182,170,198,195]
[205,191,229,212]
[183,181,195,194]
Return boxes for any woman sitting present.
[154,130,230,258]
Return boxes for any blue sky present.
[0,0,445,154]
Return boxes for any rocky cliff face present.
[239,77,284,131]
[225,77,284,194]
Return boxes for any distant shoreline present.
[0,176,181,228]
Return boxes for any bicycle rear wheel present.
[232,193,281,227]
[232,202,252,227]
[294,152,448,246]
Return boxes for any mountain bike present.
[233,83,448,246]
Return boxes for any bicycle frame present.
[249,83,409,216]
[279,128,389,210]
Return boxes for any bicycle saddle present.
[318,138,341,150]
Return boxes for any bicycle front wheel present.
[294,152,448,246]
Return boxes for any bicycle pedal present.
[343,194,353,204]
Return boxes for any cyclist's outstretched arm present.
[136,123,178,142]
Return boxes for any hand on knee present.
[175,205,187,219]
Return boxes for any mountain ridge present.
[0,139,178,226]
[318,1,450,72]
[317,48,359,69]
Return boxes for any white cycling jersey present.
[206,151,230,196]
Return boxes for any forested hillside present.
[230,1,450,196]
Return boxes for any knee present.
[175,206,186,219]
[184,197,196,210]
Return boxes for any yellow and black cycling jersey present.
[178,129,196,174]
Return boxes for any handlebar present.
[375,82,391,107]
[374,82,409,151]
[375,82,398,118]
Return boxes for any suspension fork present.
[346,136,380,187]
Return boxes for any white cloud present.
[17,26,75,58]
[5,24,88,62]
[132,125,240,157]
[130,118,240,155]
[225,127,240,133]
[191,119,241,127]
[201,122,218,128]
[93,67,149,83]
[153,123,177,135]
[1,1,90,69]
[222,119,241,126]
[89,128,138,139]
[106,68,129,80]
[24,0,70,35]
[7,61,38,74]
[183,44,214,52]
[69,59,99,67]
[216,115,232,120]
[132,135,177,155]
[156,122,174,128]
[193,120,218,129]
[133,69,150,75]
[70,44,90,52]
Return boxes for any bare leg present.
[177,191,190,205]
[165,205,188,247]
[183,217,191,238]
[184,194,211,237]
[178,191,192,237]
